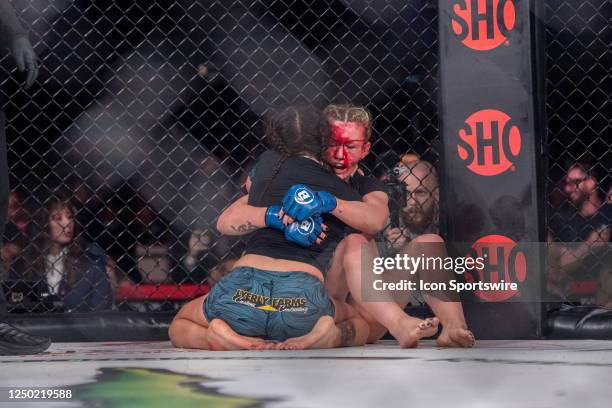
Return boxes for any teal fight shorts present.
[203,266,335,341]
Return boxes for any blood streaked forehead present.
[330,121,367,142]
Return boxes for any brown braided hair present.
[256,106,330,204]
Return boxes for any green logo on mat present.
[76,367,266,407]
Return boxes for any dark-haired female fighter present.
[168,106,424,350]
[217,104,473,348]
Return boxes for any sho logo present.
[298,218,315,235]
[451,0,516,50]
[296,188,314,204]
[457,109,521,176]
[465,234,527,301]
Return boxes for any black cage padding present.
[5,312,172,342]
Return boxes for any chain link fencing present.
[0,0,609,315]
[0,0,440,313]
[544,0,611,305]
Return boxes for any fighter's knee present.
[343,233,370,248]
[366,323,388,344]
[351,302,387,343]
[353,300,374,322]
[351,318,371,346]
[412,233,444,243]
[168,318,182,347]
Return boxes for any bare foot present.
[276,339,305,350]
[436,326,475,348]
[276,316,336,350]
[248,341,279,351]
[391,317,439,348]
[207,319,269,351]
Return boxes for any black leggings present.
[0,111,9,319]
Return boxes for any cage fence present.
[0,0,609,314]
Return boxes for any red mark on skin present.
[330,122,365,168]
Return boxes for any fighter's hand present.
[281,184,337,222]
[284,214,326,247]
[265,205,285,231]
[278,207,328,233]
[11,35,39,89]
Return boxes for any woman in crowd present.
[21,195,114,312]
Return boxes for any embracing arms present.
[216,179,388,238]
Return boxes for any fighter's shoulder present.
[256,150,281,166]
[250,150,282,180]
[349,171,388,197]
[306,169,361,201]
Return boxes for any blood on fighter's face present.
[325,121,369,178]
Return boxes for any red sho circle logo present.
[465,234,527,301]
[451,0,516,50]
[457,109,521,176]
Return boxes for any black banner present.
[438,0,545,339]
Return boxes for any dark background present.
[0,0,609,308]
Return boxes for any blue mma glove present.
[282,184,337,221]
[265,205,285,231]
[284,215,323,247]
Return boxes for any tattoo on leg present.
[338,321,356,347]
[231,222,258,233]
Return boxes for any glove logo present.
[295,188,314,205]
[451,0,516,51]
[298,218,315,235]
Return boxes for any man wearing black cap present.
[0,0,50,355]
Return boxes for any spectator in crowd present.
[383,159,439,251]
[375,151,421,183]
[206,258,236,288]
[19,196,114,312]
[116,205,171,284]
[547,160,611,300]
[399,152,422,167]
[131,212,212,285]
[1,192,27,279]
[180,229,218,284]
[129,205,228,285]
[7,191,27,233]
[133,219,173,284]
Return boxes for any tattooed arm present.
[216,194,267,236]
[231,220,259,234]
